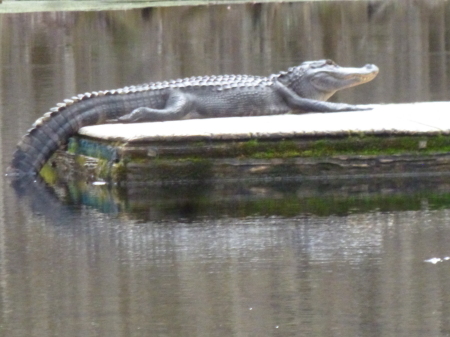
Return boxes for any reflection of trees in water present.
[2,2,450,106]
[11,170,450,223]
[6,157,450,336]
[8,172,388,263]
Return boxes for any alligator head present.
[278,59,379,101]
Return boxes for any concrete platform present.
[78,102,450,142]
[50,102,450,184]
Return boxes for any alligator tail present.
[9,91,129,177]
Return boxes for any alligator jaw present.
[332,64,379,86]
[308,63,379,99]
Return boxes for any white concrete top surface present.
[78,102,450,143]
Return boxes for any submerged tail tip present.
[8,150,39,179]
[5,165,37,179]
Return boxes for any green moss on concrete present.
[74,154,87,167]
[103,157,212,183]
[60,134,450,183]
[111,160,128,182]
[142,158,213,181]
[67,138,79,154]
[236,135,450,159]
[71,134,450,164]
[39,163,58,185]
[95,158,112,180]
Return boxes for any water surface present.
[1,2,450,336]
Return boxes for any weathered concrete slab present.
[49,102,450,184]
[78,102,450,142]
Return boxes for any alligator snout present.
[364,64,379,74]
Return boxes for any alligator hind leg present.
[116,91,192,123]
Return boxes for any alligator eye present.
[325,59,335,66]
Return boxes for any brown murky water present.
[2,2,450,336]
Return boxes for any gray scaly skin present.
[9,59,378,177]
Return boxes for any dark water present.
[2,2,450,336]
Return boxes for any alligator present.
[9,59,378,177]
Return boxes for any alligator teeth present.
[64,99,74,105]
[84,92,92,98]
[56,103,66,108]
[50,107,59,112]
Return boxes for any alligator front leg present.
[274,81,371,113]
[117,91,192,123]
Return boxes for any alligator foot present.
[339,104,374,112]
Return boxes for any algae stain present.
[111,160,128,182]
[39,164,58,185]
[230,135,450,159]
[55,134,450,183]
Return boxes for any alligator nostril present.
[365,64,379,73]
